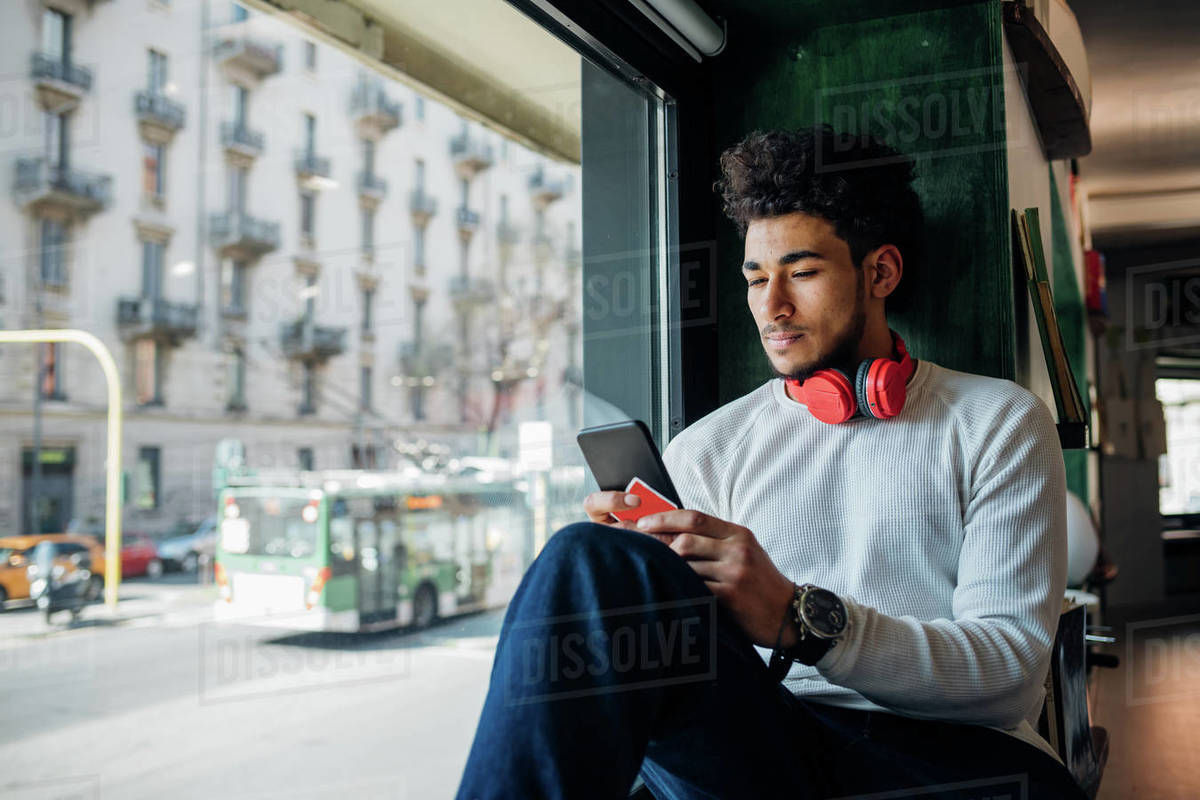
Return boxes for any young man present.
[456,127,1083,799]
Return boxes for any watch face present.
[801,588,846,638]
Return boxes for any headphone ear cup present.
[854,360,877,419]
[801,369,857,424]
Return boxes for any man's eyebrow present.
[741,250,823,272]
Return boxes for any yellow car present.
[0,534,106,606]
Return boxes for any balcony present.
[449,132,494,178]
[294,151,333,190]
[117,297,200,343]
[449,274,495,308]
[209,211,280,258]
[456,206,481,238]
[14,158,112,218]
[528,168,566,209]
[409,189,438,226]
[135,90,186,142]
[213,37,282,81]
[398,341,452,378]
[350,81,402,140]
[30,52,91,112]
[497,220,520,245]
[358,172,388,207]
[221,121,265,160]
[281,320,347,361]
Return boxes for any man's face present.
[744,212,868,382]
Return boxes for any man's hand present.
[635,510,796,648]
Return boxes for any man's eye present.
[747,278,766,287]
[793,271,816,278]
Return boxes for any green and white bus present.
[213,470,531,632]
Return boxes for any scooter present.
[26,541,92,624]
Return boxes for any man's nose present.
[762,281,794,320]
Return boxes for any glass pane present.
[0,0,670,796]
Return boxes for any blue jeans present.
[456,523,1087,800]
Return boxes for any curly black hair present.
[715,125,923,280]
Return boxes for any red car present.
[113,535,163,579]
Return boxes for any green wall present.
[708,1,1015,404]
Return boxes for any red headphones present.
[784,331,915,424]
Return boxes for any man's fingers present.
[669,532,720,560]
[635,509,724,537]
[582,490,642,524]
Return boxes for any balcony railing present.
[455,206,481,235]
[294,151,332,186]
[398,341,452,377]
[14,158,112,217]
[449,132,494,176]
[31,52,92,92]
[209,211,280,256]
[221,121,265,157]
[409,189,438,225]
[281,319,347,360]
[213,37,282,78]
[449,274,495,307]
[358,172,388,202]
[528,168,566,207]
[135,90,186,134]
[117,297,200,341]
[350,82,402,137]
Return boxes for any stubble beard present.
[767,280,867,383]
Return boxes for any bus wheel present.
[412,584,438,629]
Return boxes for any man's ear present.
[864,245,903,299]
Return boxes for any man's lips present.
[765,333,804,350]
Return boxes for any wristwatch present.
[767,583,849,680]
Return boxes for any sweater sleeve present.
[814,393,1068,729]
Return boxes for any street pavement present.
[0,574,503,799]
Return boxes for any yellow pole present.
[0,330,123,610]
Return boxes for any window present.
[303,113,316,157]
[39,220,67,288]
[300,362,316,414]
[135,446,161,510]
[44,111,67,169]
[232,85,249,127]
[361,208,374,255]
[414,95,424,121]
[303,41,317,72]
[42,8,70,63]
[414,159,425,190]
[363,139,376,177]
[300,191,316,241]
[459,177,469,207]
[141,240,164,298]
[303,274,316,320]
[228,347,246,410]
[40,343,65,400]
[297,447,314,471]
[148,49,168,93]
[228,166,246,213]
[142,143,165,199]
[360,365,372,410]
[413,225,425,272]
[221,259,247,313]
[135,339,163,406]
[499,194,509,222]
[362,287,374,333]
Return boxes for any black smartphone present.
[576,420,683,508]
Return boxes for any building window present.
[232,84,249,127]
[40,343,65,400]
[303,41,317,72]
[303,113,316,157]
[141,240,164,298]
[227,347,246,410]
[414,95,424,122]
[135,446,161,510]
[44,111,68,169]
[363,139,376,177]
[135,338,163,406]
[500,194,509,222]
[459,177,469,207]
[413,226,425,273]
[221,259,247,314]
[227,166,246,213]
[298,447,314,471]
[303,274,316,320]
[142,142,165,200]
[300,362,316,414]
[411,385,425,421]
[361,208,374,256]
[300,191,316,242]
[362,287,374,333]
[39,219,67,288]
[42,8,70,64]
[414,158,425,190]
[231,2,248,23]
[360,366,372,411]
[148,49,168,93]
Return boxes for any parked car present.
[120,535,163,579]
[157,517,216,573]
[0,534,106,604]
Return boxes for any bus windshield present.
[223,495,319,559]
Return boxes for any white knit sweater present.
[661,360,1067,761]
